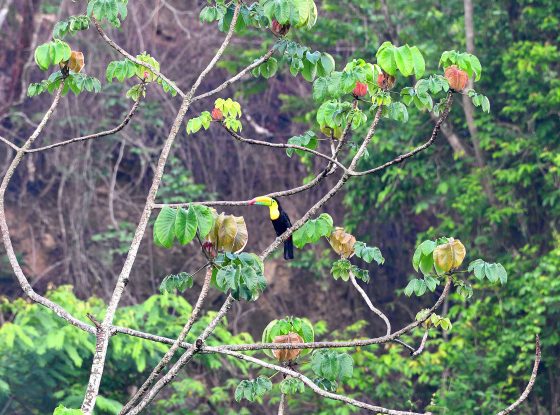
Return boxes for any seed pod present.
[271,19,290,36]
[352,81,368,98]
[444,65,469,91]
[328,227,356,258]
[211,108,223,121]
[272,332,303,362]
[377,72,396,90]
[59,50,85,74]
[433,238,466,273]
[207,213,248,253]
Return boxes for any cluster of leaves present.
[28,71,101,97]
[87,0,129,28]
[261,0,318,29]
[265,39,335,82]
[280,377,305,394]
[310,349,353,391]
[415,309,452,331]
[467,89,491,113]
[331,259,369,282]
[286,130,318,157]
[153,205,215,248]
[159,272,194,294]
[376,41,426,78]
[34,40,71,71]
[234,376,272,402]
[106,52,177,100]
[188,98,243,134]
[53,15,90,39]
[293,213,333,248]
[468,259,507,285]
[212,252,266,301]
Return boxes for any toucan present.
[249,196,294,260]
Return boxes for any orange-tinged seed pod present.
[352,81,368,97]
[67,51,84,73]
[444,65,469,91]
[271,19,290,36]
[272,332,303,362]
[377,72,396,90]
[211,108,223,121]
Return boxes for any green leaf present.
[311,350,353,382]
[160,272,194,294]
[234,376,272,402]
[410,46,426,77]
[174,208,197,245]
[286,131,318,157]
[190,205,215,238]
[34,43,52,71]
[53,406,83,415]
[331,258,351,281]
[395,45,414,76]
[280,377,305,394]
[376,42,397,76]
[293,213,333,248]
[153,206,177,248]
[317,53,335,77]
[353,241,384,265]
[260,57,278,79]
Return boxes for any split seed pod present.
[328,227,356,258]
[207,213,248,253]
[272,332,303,362]
[433,238,466,273]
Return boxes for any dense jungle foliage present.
[0,0,558,414]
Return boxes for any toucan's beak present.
[249,196,272,206]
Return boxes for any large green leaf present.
[153,206,177,248]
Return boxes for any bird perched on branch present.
[249,196,294,260]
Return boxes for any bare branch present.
[0,83,95,335]
[495,336,541,415]
[350,271,391,336]
[192,47,277,103]
[120,267,212,414]
[223,126,350,173]
[350,92,454,176]
[411,330,430,357]
[278,393,286,415]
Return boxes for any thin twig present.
[350,271,391,336]
[495,336,541,415]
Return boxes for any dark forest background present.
[0,0,559,414]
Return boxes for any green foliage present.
[53,405,83,415]
[468,259,507,285]
[106,59,138,82]
[439,50,482,81]
[87,0,128,27]
[330,258,370,283]
[376,42,425,77]
[212,252,266,301]
[153,205,215,248]
[186,111,212,134]
[310,350,353,382]
[269,40,334,81]
[53,15,90,39]
[286,130,318,157]
[260,0,318,29]
[467,89,491,113]
[159,272,194,294]
[353,241,384,265]
[280,377,305,394]
[34,40,71,71]
[28,71,101,97]
[234,376,272,402]
[293,213,333,248]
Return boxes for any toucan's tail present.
[284,236,294,260]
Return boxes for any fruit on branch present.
[444,65,469,91]
[352,81,368,98]
[320,125,343,140]
[328,227,356,258]
[271,19,290,36]
[206,213,248,253]
[249,196,294,260]
[59,50,84,74]
[272,332,304,362]
[433,238,466,272]
[377,72,396,90]
[211,107,224,121]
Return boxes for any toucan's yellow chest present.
[269,206,280,220]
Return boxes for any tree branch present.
[495,336,541,415]
[350,271,391,336]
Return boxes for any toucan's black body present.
[271,198,294,260]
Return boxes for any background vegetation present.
[0,0,558,414]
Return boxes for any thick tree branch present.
[80,4,243,413]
